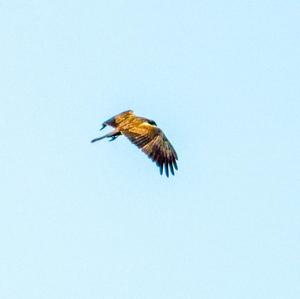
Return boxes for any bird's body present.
[91,110,178,177]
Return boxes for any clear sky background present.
[0,1,299,298]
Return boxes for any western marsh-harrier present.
[91,110,178,177]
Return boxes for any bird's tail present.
[91,130,121,143]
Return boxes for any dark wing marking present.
[122,124,178,177]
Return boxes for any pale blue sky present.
[0,1,299,298]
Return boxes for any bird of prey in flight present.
[91,110,178,177]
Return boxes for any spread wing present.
[121,123,178,177]
[103,110,134,128]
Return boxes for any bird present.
[91,110,178,177]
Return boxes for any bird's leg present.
[109,135,118,142]
[99,124,107,131]
[109,131,122,141]
[108,130,121,141]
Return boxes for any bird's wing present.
[103,110,134,128]
[121,123,178,177]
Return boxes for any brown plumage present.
[91,110,178,177]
